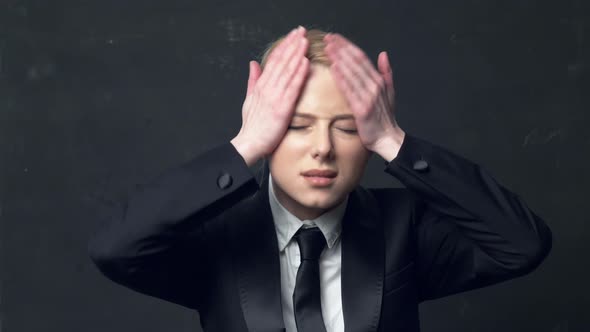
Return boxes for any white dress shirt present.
[268,173,348,332]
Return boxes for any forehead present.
[294,64,352,120]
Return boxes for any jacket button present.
[413,159,429,172]
[217,173,233,189]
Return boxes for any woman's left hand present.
[323,33,405,160]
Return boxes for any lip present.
[302,175,336,186]
[301,169,338,177]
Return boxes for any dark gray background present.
[1,0,588,331]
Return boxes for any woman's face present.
[268,64,372,221]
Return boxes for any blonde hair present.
[259,27,333,70]
[255,27,334,177]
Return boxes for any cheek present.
[284,134,309,150]
[268,140,302,172]
[338,143,370,161]
[272,137,307,160]
[338,147,370,175]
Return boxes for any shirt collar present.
[268,172,348,252]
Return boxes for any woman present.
[232,26,402,221]
[89,26,552,332]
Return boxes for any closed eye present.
[288,126,357,134]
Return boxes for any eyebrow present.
[293,112,354,120]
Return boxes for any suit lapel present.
[231,163,286,332]
[341,186,384,332]
[231,162,384,332]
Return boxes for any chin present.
[297,192,342,210]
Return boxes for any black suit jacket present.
[88,133,552,332]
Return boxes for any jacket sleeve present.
[383,133,553,302]
[87,142,260,310]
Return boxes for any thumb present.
[246,61,262,97]
[377,51,395,107]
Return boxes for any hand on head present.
[231,26,405,167]
[231,26,310,166]
[323,33,404,155]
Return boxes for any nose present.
[310,124,334,160]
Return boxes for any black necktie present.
[292,227,328,332]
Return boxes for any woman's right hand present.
[231,26,310,167]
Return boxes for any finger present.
[325,41,359,99]
[265,27,300,67]
[329,44,376,106]
[331,35,382,93]
[282,56,310,113]
[377,51,395,106]
[377,51,393,90]
[246,60,262,97]
[334,37,384,104]
[330,61,361,112]
[275,37,308,94]
[264,28,306,91]
[258,27,302,88]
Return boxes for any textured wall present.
[1,0,588,331]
